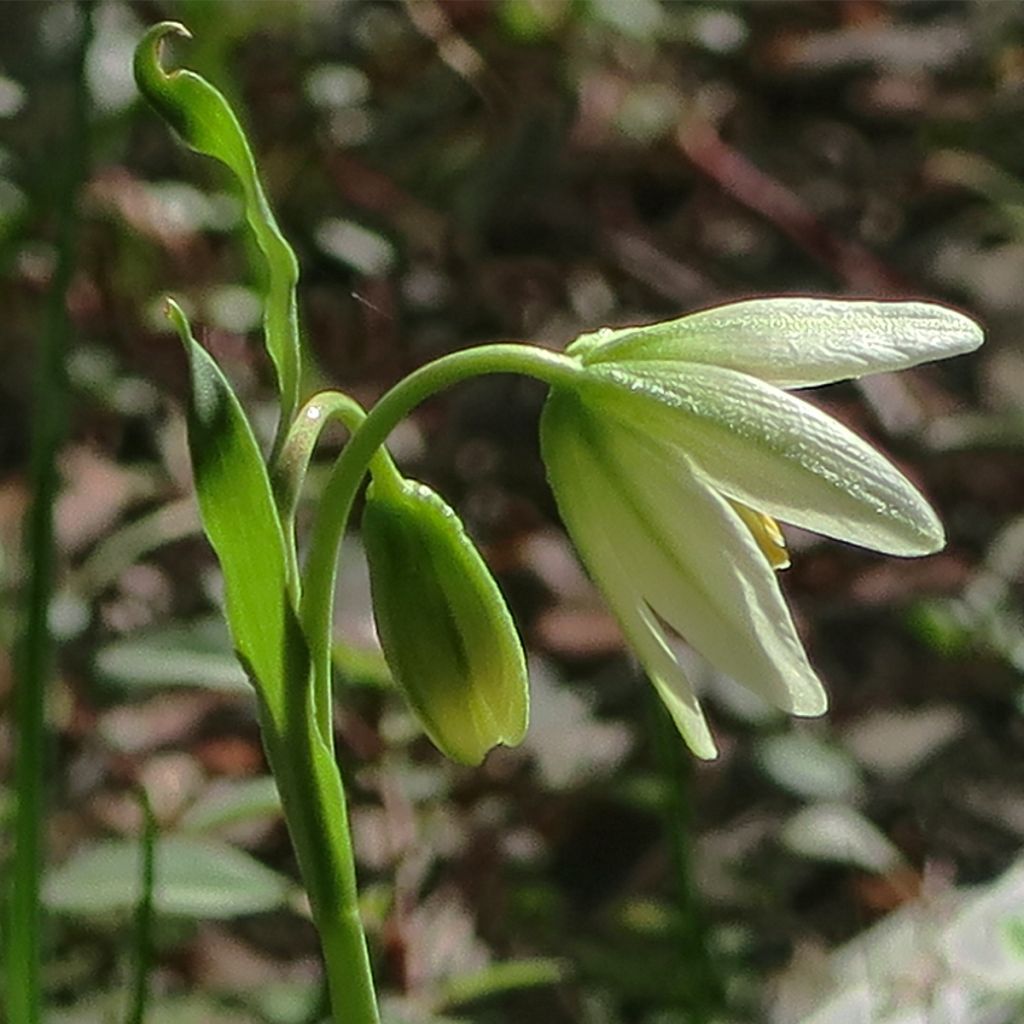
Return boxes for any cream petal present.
[582,298,983,389]
[629,603,719,761]
[586,361,945,556]
[542,389,827,729]
[540,392,718,758]
[592,419,828,717]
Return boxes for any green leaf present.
[780,803,904,873]
[94,619,251,694]
[43,836,292,918]
[180,776,282,833]
[246,981,321,1024]
[944,856,1024,988]
[438,959,568,1009]
[134,22,300,419]
[332,640,393,689]
[756,733,864,802]
[165,299,292,723]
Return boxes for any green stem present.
[4,6,92,1020]
[261,670,380,1024]
[126,790,156,1024]
[299,343,581,717]
[649,693,723,1020]
[274,391,401,741]
[273,391,401,530]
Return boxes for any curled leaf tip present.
[154,20,193,43]
[134,22,192,92]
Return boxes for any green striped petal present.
[584,361,945,557]
[542,390,830,757]
[540,392,717,758]
[579,298,982,389]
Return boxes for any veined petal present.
[585,361,945,556]
[540,392,717,758]
[541,390,827,738]
[591,417,827,717]
[581,298,983,389]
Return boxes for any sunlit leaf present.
[165,300,292,723]
[95,619,250,694]
[43,836,292,918]
[756,733,864,802]
[780,803,904,872]
[180,777,282,833]
[134,21,300,417]
[439,958,568,1009]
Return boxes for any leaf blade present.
[134,22,300,417]
[166,299,290,721]
[43,836,292,918]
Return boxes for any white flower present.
[541,298,983,758]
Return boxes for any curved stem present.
[274,391,402,531]
[274,391,401,742]
[299,343,582,699]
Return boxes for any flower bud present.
[362,478,528,765]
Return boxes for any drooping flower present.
[541,298,983,758]
[362,475,528,765]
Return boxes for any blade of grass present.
[3,5,93,1020]
[126,790,157,1024]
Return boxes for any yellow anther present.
[729,501,791,570]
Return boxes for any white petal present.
[541,390,827,728]
[594,419,828,717]
[540,393,718,758]
[583,298,983,388]
[587,362,944,556]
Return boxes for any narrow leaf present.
[95,619,251,694]
[780,803,904,872]
[180,776,282,833]
[134,22,300,418]
[166,299,291,721]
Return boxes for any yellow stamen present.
[730,501,790,570]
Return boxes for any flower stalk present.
[300,343,582,712]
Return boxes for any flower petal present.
[540,392,718,758]
[591,416,828,717]
[581,298,983,389]
[586,361,945,556]
[541,390,827,733]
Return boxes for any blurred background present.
[2,1,1024,1022]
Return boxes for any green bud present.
[362,478,528,765]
